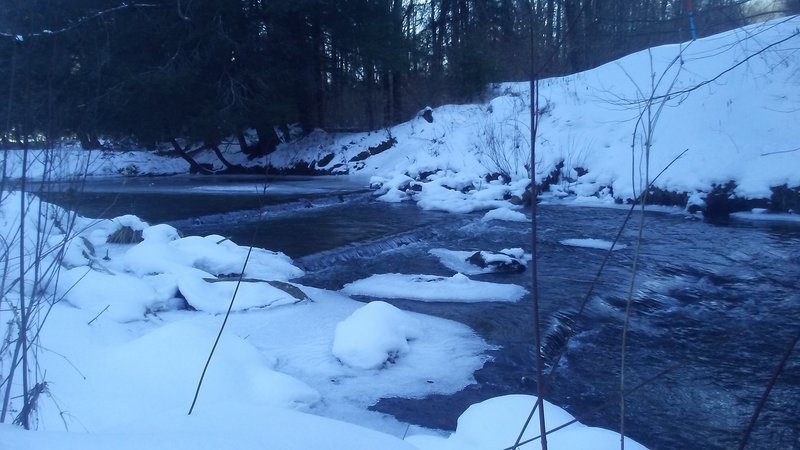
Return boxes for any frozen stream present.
[41,176,800,449]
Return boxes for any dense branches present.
[0,0,794,150]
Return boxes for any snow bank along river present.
[39,176,800,449]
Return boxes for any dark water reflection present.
[41,177,800,449]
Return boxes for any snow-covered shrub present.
[477,95,530,179]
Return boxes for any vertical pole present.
[529,7,548,449]
[687,0,697,41]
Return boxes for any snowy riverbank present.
[5,16,799,218]
[0,191,646,449]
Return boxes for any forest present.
[0,0,796,153]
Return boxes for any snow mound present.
[1,404,417,450]
[142,223,182,242]
[58,268,177,322]
[34,320,322,432]
[372,174,414,203]
[406,394,647,450]
[341,273,526,302]
[560,238,626,251]
[124,227,303,280]
[332,301,422,369]
[482,207,528,222]
[416,177,510,213]
[170,234,304,279]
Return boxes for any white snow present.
[332,301,422,369]
[341,273,527,303]
[406,394,646,450]
[272,16,798,212]
[4,18,798,218]
[482,206,529,222]
[3,19,797,218]
[5,16,794,450]
[0,194,493,448]
[730,210,800,223]
[429,248,529,275]
[58,268,176,322]
[560,238,626,251]
[177,276,302,313]
[1,406,417,450]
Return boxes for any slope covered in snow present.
[5,17,798,216]
[260,15,796,216]
[278,15,799,213]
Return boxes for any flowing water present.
[42,177,800,449]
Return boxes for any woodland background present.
[1,0,796,152]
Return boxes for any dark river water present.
[41,176,800,450]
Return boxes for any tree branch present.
[0,3,167,41]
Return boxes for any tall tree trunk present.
[430,0,443,80]
[256,126,280,156]
[546,0,555,47]
[311,13,325,129]
[384,70,394,126]
[366,64,376,130]
[565,0,582,72]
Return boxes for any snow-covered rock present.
[332,301,422,369]
[406,394,647,450]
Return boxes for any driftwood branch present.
[202,277,310,302]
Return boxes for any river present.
[41,175,800,449]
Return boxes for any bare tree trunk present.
[209,144,235,170]
[366,64,376,130]
[18,139,30,430]
[256,126,280,156]
[546,0,555,47]
[170,139,214,174]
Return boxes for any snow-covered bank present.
[5,17,798,218]
[0,192,482,446]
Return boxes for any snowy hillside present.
[4,17,798,215]
[270,15,800,213]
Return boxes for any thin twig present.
[510,148,688,446]
[760,147,799,156]
[501,361,687,450]
[643,29,800,104]
[0,3,165,41]
[737,329,800,450]
[188,246,255,415]
[86,305,110,325]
